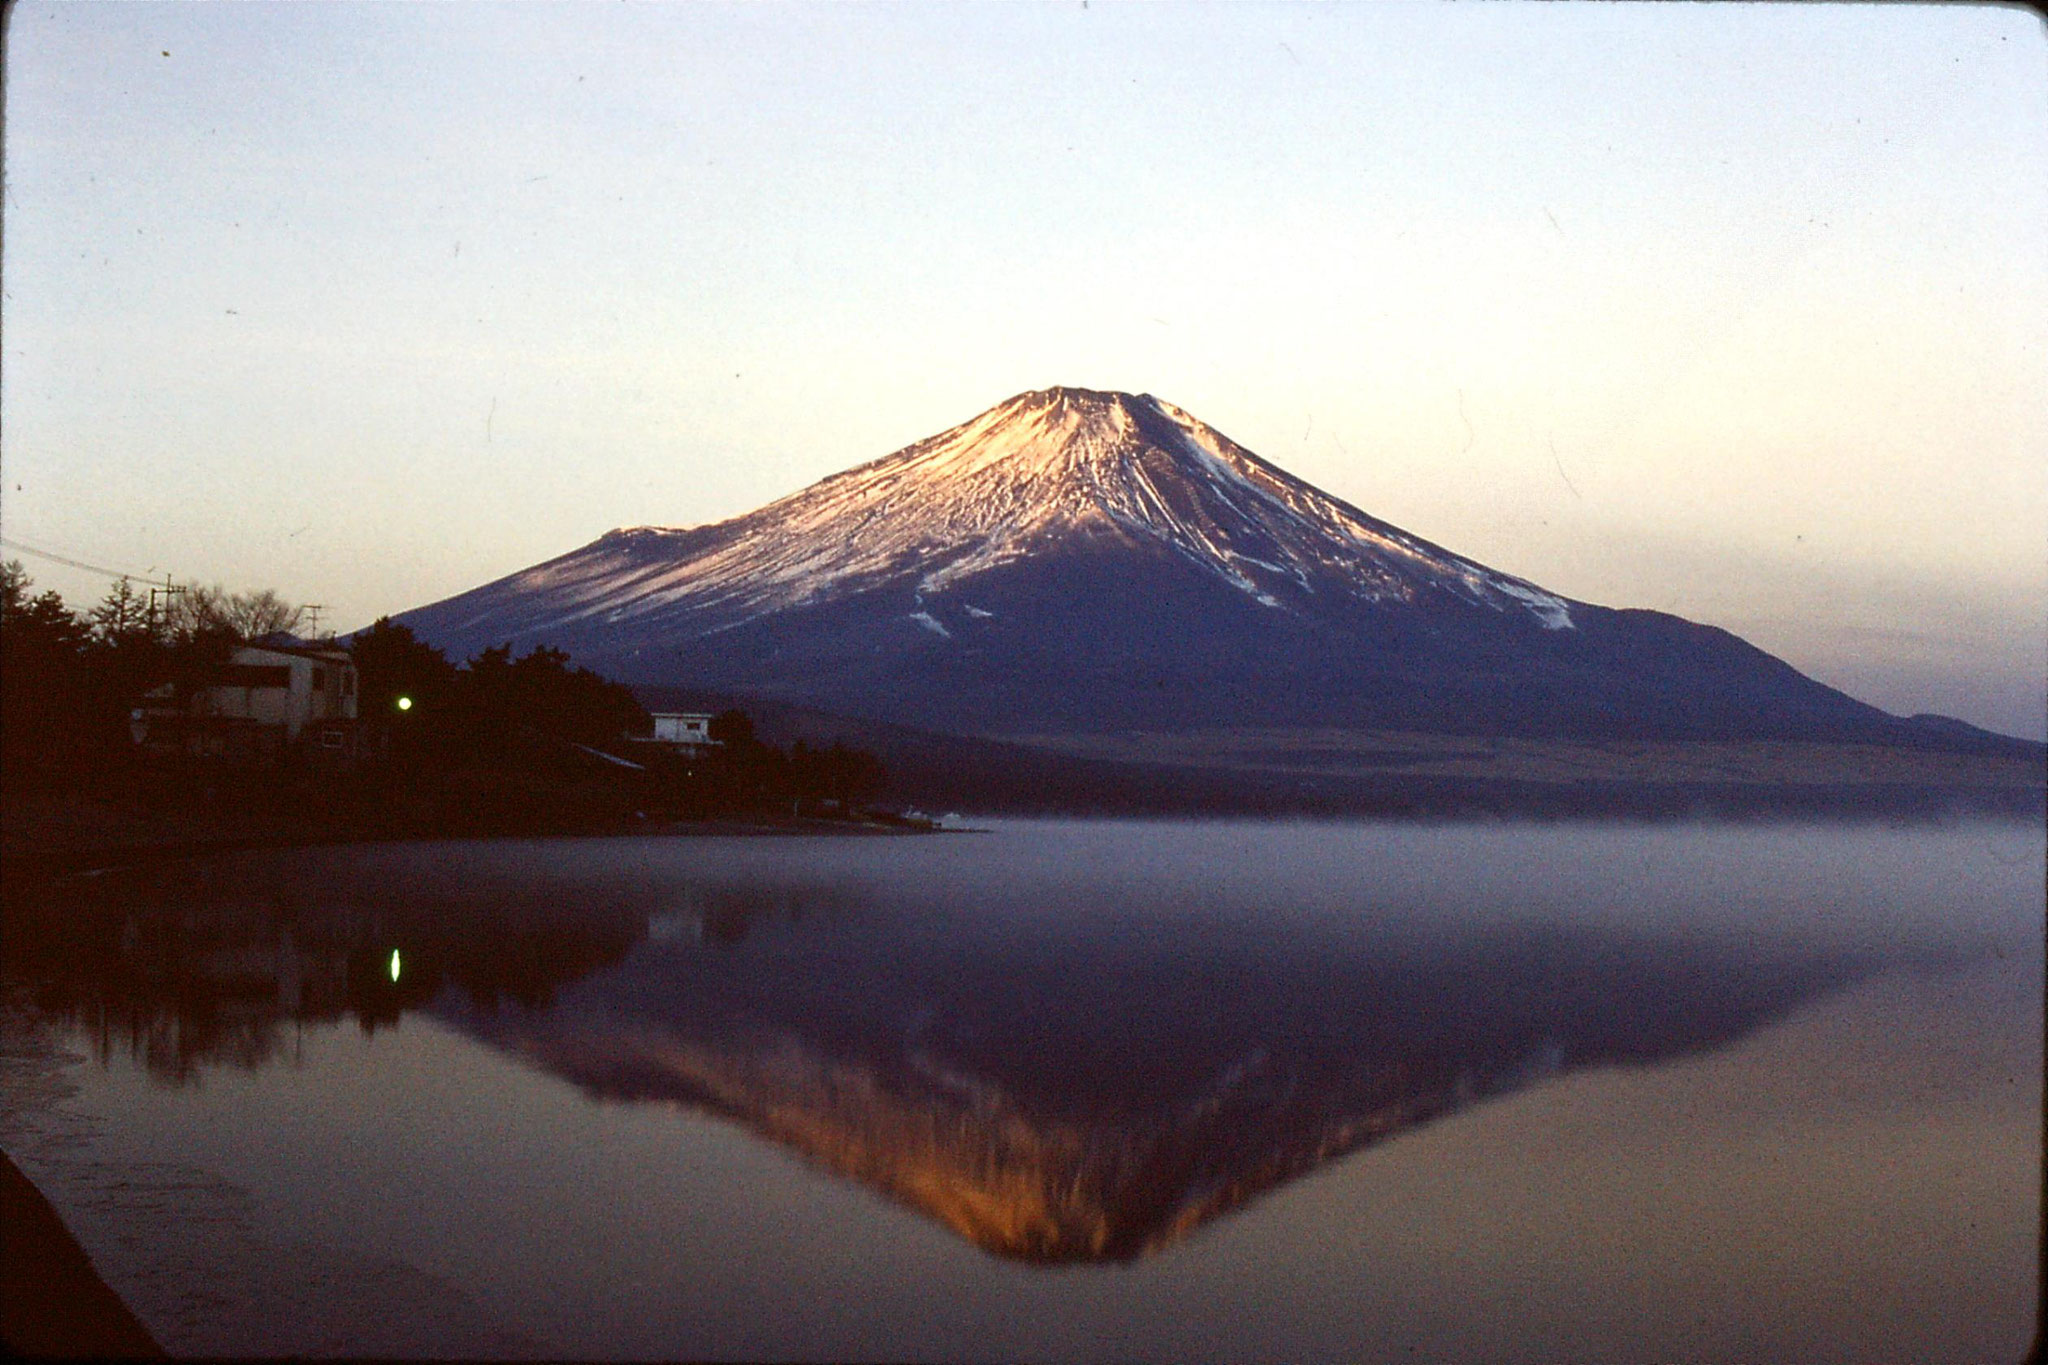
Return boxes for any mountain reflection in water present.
[5,854,1872,1263]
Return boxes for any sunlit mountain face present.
[10,852,1876,1262]
[394,387,1936,743]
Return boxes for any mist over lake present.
[1,818,2038,1362]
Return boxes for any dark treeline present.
[3,564,890,844]
[694,706,888,820]
[350,618,650,760]
[1,564,253,779]
[352,617,887,829]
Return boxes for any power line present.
[0,536,156,583]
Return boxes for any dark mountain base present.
[633,688,2046,819]
[590,544,1976,747]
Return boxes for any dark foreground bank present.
[1,788,944,898]
[0,1150,163,1360]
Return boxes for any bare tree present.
[175,584,304,642]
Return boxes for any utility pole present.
[147,575,185,636]
[303,604,326,639]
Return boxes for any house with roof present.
[134,635,364,764]
[648,711,718,749]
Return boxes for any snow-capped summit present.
[395,387,1908,740]
[424,386,1569,643]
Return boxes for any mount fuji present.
[393,387,1970,745]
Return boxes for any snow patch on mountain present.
[1490,580,1575,630]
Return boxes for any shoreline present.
[1,793,953,898]
[3,820,951,887]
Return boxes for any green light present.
[396,696,413,712]
[389,949,401,983]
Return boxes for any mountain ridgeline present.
[396,388,2000,748]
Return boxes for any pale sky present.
[4,2,2044,738]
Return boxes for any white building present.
[190,641,359,742]
[649,712,717,748]
[137,637,362,762]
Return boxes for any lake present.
[1,820,2039,1362]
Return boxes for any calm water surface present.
[1,820,2039,1362]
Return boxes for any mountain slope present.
[396,387,1954,743]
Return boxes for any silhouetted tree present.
[174,584,303,642]
[693,709,779,812]
[821,741,886,806]
[2,561,95,774]
[80,578,183,752]
[86,576,155,645]
[2,562,89,658]
[707,709,755,746]
[348,618,459,720]
[454,642,648,749]
[787,738,887,814]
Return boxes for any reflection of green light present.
[396,696,413,712]
[390,949,401,983]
